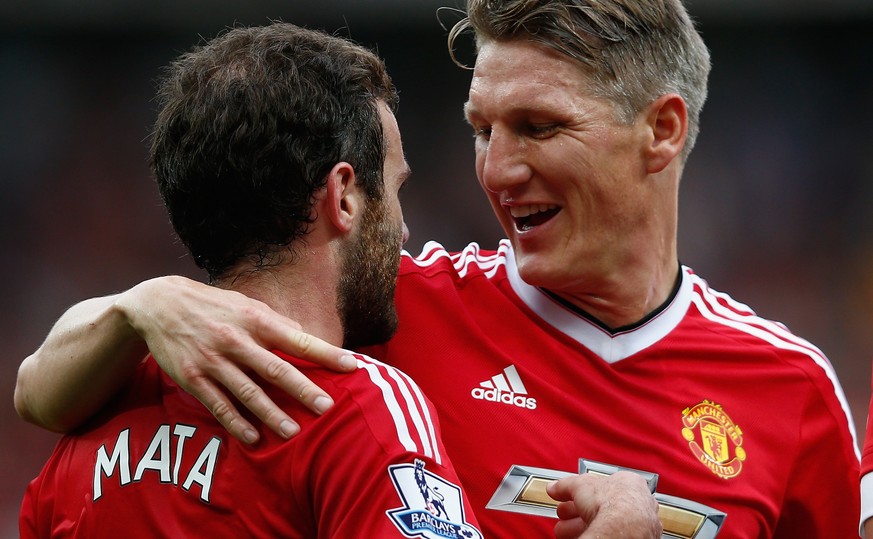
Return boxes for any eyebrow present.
[462,101,475,123]
[464,99,546,123]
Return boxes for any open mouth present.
[510,204,560,232]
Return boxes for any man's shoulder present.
[399,240,508,277]
[681,266,814,346]
[274,351,433,410]
[680,265,840,382]
[297,353,447,461]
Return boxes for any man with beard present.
[17,23,487,538]
[17,0,863,535]
[17,20,660,539]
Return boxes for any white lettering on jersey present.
[93,424,222,503]
[182,437,221,503]
[173,424,196,484]
[471,365,538,409]
[94,428,131,501]
[470,387,538,409]
[134,424,172,482]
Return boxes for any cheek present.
[392,210,408,245]
[474,150,487,184]
[388,198,403,222]
[387,200,407,243]
[473,136,491,173]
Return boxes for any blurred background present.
[1,0,872,534]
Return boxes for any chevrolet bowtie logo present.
[487,461,726,539]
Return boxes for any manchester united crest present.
[681,400,746,479]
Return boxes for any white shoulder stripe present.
[453,243,503,278]
[355,355,442,464]
[403,241,450,267]
[404,240,508,280]
[694,275,826,358]
[689,274,860,459]
[383,365,442,464]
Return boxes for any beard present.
[336,198,403,349]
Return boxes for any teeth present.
[509,204,558,218]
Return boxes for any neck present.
[549,258,680,330]
[215,250,344,348]
[569,167,681,328]
[546,190,680,329]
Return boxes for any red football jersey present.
[20,353,482,539]
[859,374,873,532]
[366,240,861,539]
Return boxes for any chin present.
[520,241,584,287]
[514,252,555,288]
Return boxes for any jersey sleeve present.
[774,364,861,538]
[303,354,482,539]
[19,463,46,538]
[860,373,873,536]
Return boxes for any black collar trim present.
[538,265,683,336]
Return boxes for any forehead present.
[377,103,409,178]
[378,102,400,147]
[465,40,589,118]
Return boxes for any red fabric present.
[20,353,480,538]
[365,240,861,539]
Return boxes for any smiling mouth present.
[509,204,560,232]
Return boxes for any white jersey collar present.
[503,242,692,363]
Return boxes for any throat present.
[539,269,683,334]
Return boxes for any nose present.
[478,129,529,194]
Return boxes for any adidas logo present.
[470,365,537,410]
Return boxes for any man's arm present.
[14,275,356,442]
[15,293,148,432]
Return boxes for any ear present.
[643,93,688,174]
[323,162,363,235]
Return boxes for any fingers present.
[251,324,355,412]
[549,482,592,539]
[125,276,361,443]
[553,516,588,539]
[186,355,325,444]
[267,323,358,373]
[242,324,360,438]
[239,348,335,430]
[188,344,349,444]
[185,374,262,444]
[554,499,581,521]
[547,474,595,504]
[547,472,662,539]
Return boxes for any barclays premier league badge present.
[486,459,725,538]
[387,459,482,539]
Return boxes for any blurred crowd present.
[1,6,872,536]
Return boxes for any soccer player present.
[17,22,486,538]
[16,1,860,538]
[17,18,661,539]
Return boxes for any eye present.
[467,119,491,140]
[526,123,559,138]
[472,126,492,141]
